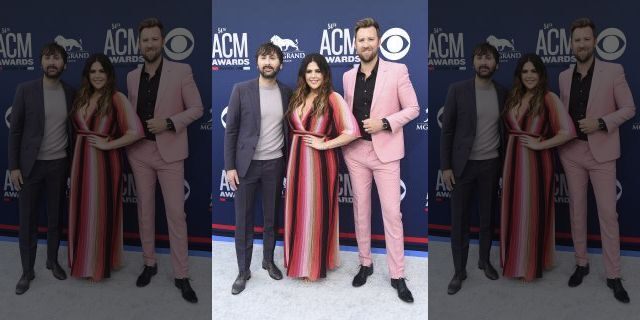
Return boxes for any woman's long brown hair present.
[286,53,333,118]
[71,53,116,118]
[503,53,549,117]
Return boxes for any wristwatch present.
[382,118,391,131]
[166,118,176,131]
[598,118,607,131]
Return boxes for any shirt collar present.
[357,58,379,77]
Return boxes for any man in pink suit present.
[126,18,203,303]
[558,18,635,303]
[342,17,419,303]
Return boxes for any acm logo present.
[338,173,407,204]
[3,169,19,200]
[218,170,235,200]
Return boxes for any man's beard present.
[574,49,594,63]
[475,66,496,79]
[43,66,63,79]
[358,50,378,63]
[259,66,279,79]
[143,49,162,63]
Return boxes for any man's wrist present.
[166,118,176,131]
[598,118,608,131]
[381,118,391,131]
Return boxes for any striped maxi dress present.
[284,92,360,281]
[68,92,143,281]
[500,92,576,281]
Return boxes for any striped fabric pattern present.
[284,92,359,281]
[68,92,143,281]
[500,92,576,281]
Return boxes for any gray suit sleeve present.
[223,84,242,171]
[8,84,25,170]
[440,84,457,171]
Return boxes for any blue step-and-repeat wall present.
[211,0,428,250]
[429,0,640,250]
[1,0,212,249]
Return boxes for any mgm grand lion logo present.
[270,35,299,51]
[486,35,514,51]
[54,35,84,51]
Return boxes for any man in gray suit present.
[8,43,76,294]
[224,42,292,295]
[440,42,507,295]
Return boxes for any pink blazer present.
[126,59,203,162]
[558,59,635,162]
[342,59,419,163]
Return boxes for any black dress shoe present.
[262,260,283,280]
[46,260,67,280]
[447,271,467,295]
[352,265,373,287]
[15,273,35,295]
[175,278,198,303]
[568,264,589,287]
[607,278,630,303]
[231,271,251,295]
[478,260,499,280]
[391,278,414,303]
[136,264,157,287]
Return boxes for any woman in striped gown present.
[500,53,576,281]
[68,54,143,281]
[283,53,360,281]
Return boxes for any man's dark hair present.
[40,42,68,64]
[472,42,499,63]
[255,42,283,64]
[138,17,164,37]
[354,17,380,38]
[570,17,596,36]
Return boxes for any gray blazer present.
[439,77,507,177]
[8,78,75,177]
[224,78,292,177]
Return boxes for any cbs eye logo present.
[437,106,444,129]
[220,106,228,128]
[400,180,407,201]
[5,106,11,128]
[184,179,191,200]
[164,28,195,61]
[596,28,626,61]
[380,28,411,61]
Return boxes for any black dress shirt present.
[137,61,163,140]
[353,60,379,141]
[568,61,595,141]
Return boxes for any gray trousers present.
[234,157,284,273]
[18,158,68,275]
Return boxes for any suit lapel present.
[155,59,170,114]
[371,59,387,114]
[130,65,143,107]
[586,59,602,114]
[468,78,477,131]
[249,78,261,129]
[36,78,45,130]
[347,67,357,110]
